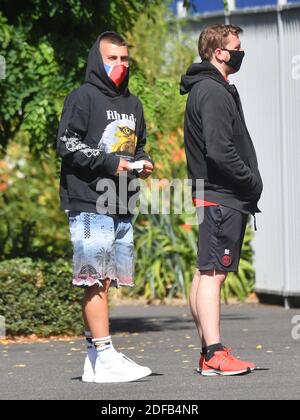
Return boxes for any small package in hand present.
[128,161,144,173]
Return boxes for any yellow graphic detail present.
[111,125,137,155]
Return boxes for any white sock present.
[84,331,98,370]
[85,331,96,353]
[92,336,117,364]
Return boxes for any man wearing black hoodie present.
[57,32,153,383]
[180,25,263,376]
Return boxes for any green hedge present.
[0,222,255,337]
[0,258,83,336]
[133,215,255,303]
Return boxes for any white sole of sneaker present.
[201,368,251,377]
[196,367,218,376]
[94,369,152,384]
[81,375,95,383]
[197,367,254,376]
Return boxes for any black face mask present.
[223,50,245,73]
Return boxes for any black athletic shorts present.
[197,205,249,273]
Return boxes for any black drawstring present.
[253,214,257,231]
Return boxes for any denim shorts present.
[68,211,134,288]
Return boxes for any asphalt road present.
[1,304,300,400]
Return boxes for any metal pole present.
[277,6,291,307]
[227,0,236,10]
[177,0,187,18]
[225,0,236,24]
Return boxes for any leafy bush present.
[0,0,162,153]
[132,213,255,302]
[126,3,255,303]
[0,0,256,321]
[0,225,254,338]
[0,136,71,260]
[0,258,83,336]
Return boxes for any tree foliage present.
[184,0,227,11]
[0,0,161,154]
[0,1,255,307]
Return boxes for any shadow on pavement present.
[110,316,194,334]
[110,314,254,334]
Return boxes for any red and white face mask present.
[104,63,128,87]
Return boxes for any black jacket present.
[180,61,263,215]
[57,32,152,216]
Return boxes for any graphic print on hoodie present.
[57,32,152,216]
[98,114,137,156]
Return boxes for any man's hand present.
[138,160,154,180]
[114,158,133,176]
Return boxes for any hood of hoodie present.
[85,32,130,97]
[180,60,228,95]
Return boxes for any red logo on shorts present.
[221,255,233,267]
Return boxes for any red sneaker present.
[197,353,217,376]
[224,348,256,371]
[198,354,204,372]
[198,353,218,376]
[201,350,252,376]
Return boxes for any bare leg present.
[83,311,90,334]
[82,279,111,339]
[190,270,206,348]
[195,270,227,346]
[190,270,227,347]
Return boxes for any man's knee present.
[199,269,228,283]
[99,278,111,295]
[84,279,111,298]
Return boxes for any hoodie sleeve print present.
[200,85,260,194]
[57,91,120,176]
[134,102,153,164]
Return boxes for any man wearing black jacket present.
[57,32,153,383]
[180,25,263,376]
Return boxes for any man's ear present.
[214,48,223,62]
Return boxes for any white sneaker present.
[81,349,97,383]
[94,352,152,383]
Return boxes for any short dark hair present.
[100,32,128,48]
[198,24,243,61]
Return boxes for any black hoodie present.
[57,32,152,216]
[180,60,263,215]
